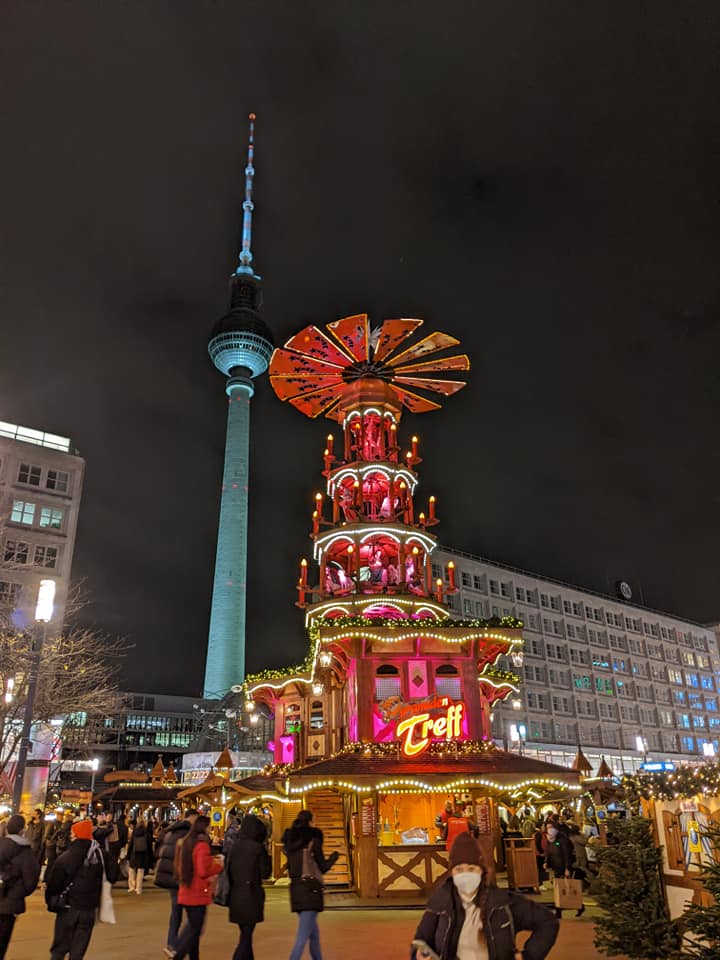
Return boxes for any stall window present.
[285,702,301,733]
[435,664,462,700]
[310,700,324,729]
[375,664,401,700]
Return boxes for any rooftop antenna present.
[236,112,256,276]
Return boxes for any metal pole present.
[12,623,46,814]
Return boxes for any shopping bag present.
[301,840,324,884]
[99,878,116,924]
[553,877,583,910]
[212,869,230,907]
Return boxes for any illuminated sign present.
[639,761,675,772]
[395,698,466,757]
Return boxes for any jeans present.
[50,907,95,960]
[289,910,322,960]
[0,915,16,960]
[167,889,183,949]
[233,923,256,960]
[174,904,206,960]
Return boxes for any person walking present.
[155,809,197,959]
[173,815,222,960]
[45,819,119,960]
[227,814,272,960]
[282,809,339,960]
[127,819,152,895]
[25,809,45,864]
[0,814,41,960]
[412,832,559,960]
[544,820,576,919]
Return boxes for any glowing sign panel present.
[395,698,466,757]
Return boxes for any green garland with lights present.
[622,761,720,803]
[335,738,497,758]
[478,665,521,685]
[244,615,523,693]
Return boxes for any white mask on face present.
[452,871,482,897]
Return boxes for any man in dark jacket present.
[154,809,197,959]
[25,809,45,863]
[227,815,272,960]
[45,819,119,960]
[0,814,41,960]
[544,821,575,919]
[283,810,338,960]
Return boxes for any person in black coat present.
[413,832,558,960]
[227,815,272,960]
[282,810,338,960]
[127,819,153,895]
[45,819,119,960]
[544,821,576,919]
[0,815,41,960]
[154,811,196,958]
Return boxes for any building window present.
[540,593,549,608]
[461,572,471,588]
[705,698,718,713]
[375,664,401,701]
[33,545,58,568]
[489,579,499,596]
[681,650,696,667]
[310,701,324,729]
[680,736,695,753]
[435,664,462,700]
[596,677,614,695]
[552,695,572,713]
[10,500,35,525]
[573,674,591,690]
[524,665,546,683]
[463,598,473,615]
[4,540,29,564]
[17,463,41,486]
[500,582,512,598]
[668,669,683,685]
[39,507,63,529]
[569,648,589,665]
[701,675,714,691]
[473,574,485,592]
[546,643,566,661]
[686,673,699,688]
[693,715,706,729]
[0,581,20,605]
[46,469,70,492]
[548,669,569,687]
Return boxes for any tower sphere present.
[208,276,274,378]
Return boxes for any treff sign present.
[395,697,466,757]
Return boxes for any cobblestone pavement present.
[12,882,623,960]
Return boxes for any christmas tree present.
[593,817,681,959]
[679,822,720,959]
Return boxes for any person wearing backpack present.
[282,810,338,960]
[45,819,119,960]
[127,819,152,894]
[0,814,41,960]
[227,814,272,960]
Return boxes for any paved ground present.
[11,881,623,959]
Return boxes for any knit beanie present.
[449,832,482,869]
[7,815,25,835]
[71,819,93,841]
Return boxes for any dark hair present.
[294,810,312,827]
[179,815,211,886]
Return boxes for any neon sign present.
[395,698,466,757]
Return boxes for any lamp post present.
[12,579,55,814]
[90,757,99,796]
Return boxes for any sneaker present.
[162,949,175,959]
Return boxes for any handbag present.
[99,878,116,924]
[47,879,74,913]
[212,869,230,907]
[553,877,583,910]
[301,841,324,884]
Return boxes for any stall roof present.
[94,785,183,803]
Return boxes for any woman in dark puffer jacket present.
[0,815,40,960]
[227,815,272,960]
[282,810,338,960]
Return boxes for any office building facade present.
[433,546,720,774]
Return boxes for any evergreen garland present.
[593,817,681,959]
[679,822,720,959]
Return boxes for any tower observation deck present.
[204,115,273,699]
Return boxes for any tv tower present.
[204,114,273,698]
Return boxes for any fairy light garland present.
[622,760,720,802]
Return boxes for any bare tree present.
[0,626,127,788]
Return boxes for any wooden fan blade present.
[393,354,470,375]
[271,375,344,402]
[387,332,460,367]
[326,314,370,362]
[372,318,424,362]
[269,347,345,379]
[283,325,354,368]
[389,384,442,413]
[288,383,345,419]
[393,376,467,397]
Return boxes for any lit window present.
[39,507,63,529]
[4,540,29,564]
[701,676,714,691]
[10,501,35,525]
[46,469,69,492]
[435,664,462,700]
[17,463,41,486]
[686,673,699,688]
[375,664,401,701]
[34,545,58,569]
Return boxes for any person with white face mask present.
[412,833,559,960]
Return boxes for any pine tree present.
[593,817,681,959]
[679,822,720,959]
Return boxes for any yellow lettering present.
[397,713,431,757]
[454,702,464,738]
[433,717,447,738]
[394,701,467,757]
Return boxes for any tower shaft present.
[204,376,254,697]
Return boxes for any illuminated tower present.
[204,115,274,698]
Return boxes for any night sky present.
[3,4,720,697]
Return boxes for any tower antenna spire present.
[236,112,256,276]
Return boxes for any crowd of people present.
[0,801,589,960]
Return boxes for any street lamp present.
[90,757,99,795]
[12,579,55,813]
